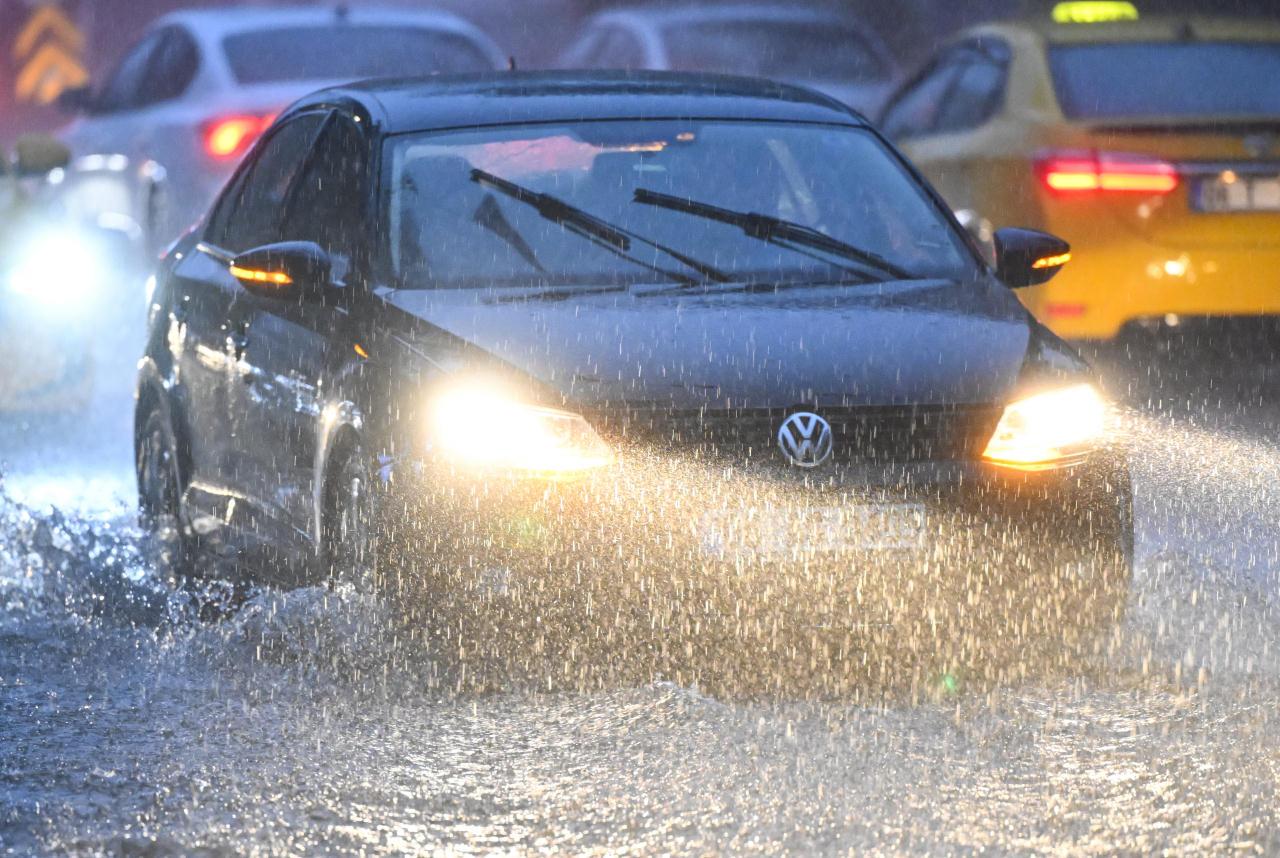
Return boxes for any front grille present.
[597,404,1004,465]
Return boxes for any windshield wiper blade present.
[473,168,630,250]
[633,188,914,281]
[471,169,730,284]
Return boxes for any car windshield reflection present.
[385,120,973,291]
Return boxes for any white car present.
[57,6,505,253]
[558,4,899,115]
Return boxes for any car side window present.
[207,113,325,251]
[584,26,645,68]
[137,27,199,106]
[933,44,1010,134]
[282,114,368,261]
[96,31,163,113]
[562,30,603,68]
[880,57,963,140]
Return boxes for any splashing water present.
[1,359,1279,854]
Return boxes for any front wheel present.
[321,440,380,592]
[136,407,192,580]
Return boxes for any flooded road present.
[2,334,1278,855]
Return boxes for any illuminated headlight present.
[429,388,613,476]
[982,383,1107,471]
[4,230,102,306]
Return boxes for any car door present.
[64,31,160,159]
[168,112,325,558]
[226,111,370,565]
[63,28,199,247]
[59,32,162,234]
[127,26,202,246]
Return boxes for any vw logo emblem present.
[777,411,833,468]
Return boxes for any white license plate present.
[699,503,926,560]
[1192,174,1280,212]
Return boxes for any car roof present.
[303,71,866,135]
[588,4,872,28]
[156,4,494,42]
[968,16,1280,46]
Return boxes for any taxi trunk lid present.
[1044,119,1280,250]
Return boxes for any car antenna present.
[508,55,518,71]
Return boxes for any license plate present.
[699,503,926,560]
[1192,174,1280,212]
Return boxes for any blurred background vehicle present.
[51,5,506,256]
[0,135,136,414]
[880,3,1280,341]
[558,4,900,113]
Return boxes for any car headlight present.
[982,383,1107,471]
[4,229,103,307]
[429,388,613,477]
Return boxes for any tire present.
[136,406,193,580]
[321,439,380,591]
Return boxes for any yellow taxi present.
[879,2,1280,340]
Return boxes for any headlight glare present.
[5,230,102,306]
[429,388,612,476]
[982,383,1107,470]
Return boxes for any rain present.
[2,1,1280,855]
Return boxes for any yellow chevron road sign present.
[12,3,87,105]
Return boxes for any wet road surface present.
[1,328,1278,855]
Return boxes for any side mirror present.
[994,227,1071,289]
[229,241,332,301]
[13,134,71,176]
[56,85,96,115]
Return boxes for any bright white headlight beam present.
[429,387,613,476]
[982,383,1107,471]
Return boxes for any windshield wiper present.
[633,188,914,282]
[473,169,629,250]
[470,169,729,284]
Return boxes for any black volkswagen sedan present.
[135,73,1132,691]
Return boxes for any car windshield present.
[222,26,493,85]
[662,20,888,81]
[1049,42,1280,120]
[385,120,972,290]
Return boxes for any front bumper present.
[383,447,1133,689]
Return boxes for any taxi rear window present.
[1049,42,1280,119]
[223,26,493,85]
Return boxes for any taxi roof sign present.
[1052,2,1139,24]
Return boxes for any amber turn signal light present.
[1031,251,1072,270]
[229,264,292,286]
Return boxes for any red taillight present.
[1045,302,1088,318]
[202,114,274,160]
[1036,150,1179,195]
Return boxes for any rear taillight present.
[1036,150,1179,195]
[202,114,274,160]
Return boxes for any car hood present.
[383,277,1035,411]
